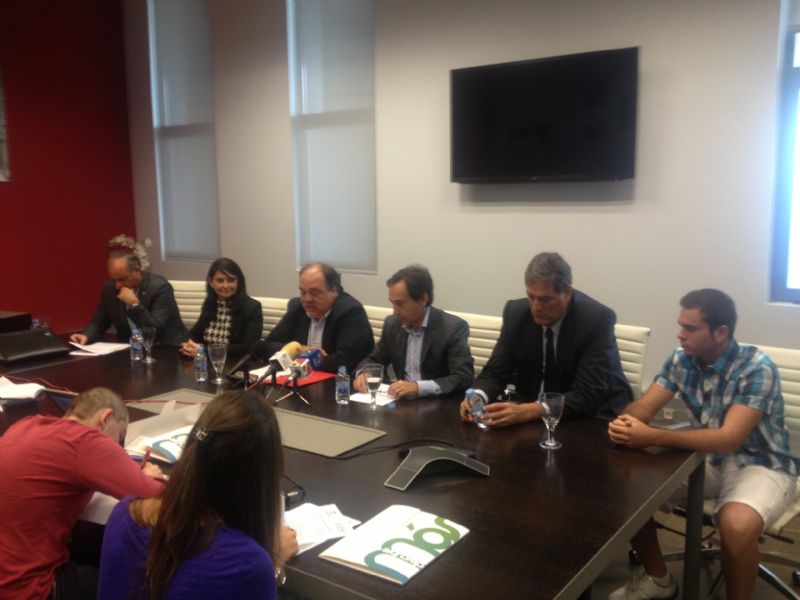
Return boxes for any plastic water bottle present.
[130,329,144,362]
[195,347,208,382]
[465,388,488,430]
[504,383,516,403]
[335,366,350,405]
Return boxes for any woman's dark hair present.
[201,257,249,315]
[141,390,283,598]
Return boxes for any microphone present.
[284,349,321,388]
[299,348,323,369]
[225,349,258,381]
[288,358,313,382]
[250,341,302,388]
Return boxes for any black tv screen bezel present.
[450,47,639,184]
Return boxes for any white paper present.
[69,342,130,356]
[349,383,395,407]
[285,502,360,554]
[0,377,44,399]
[79,492,119,525]
[247,365,290,379]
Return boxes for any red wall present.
[0,0,136,333]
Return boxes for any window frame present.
[772,26,800,303]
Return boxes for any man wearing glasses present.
[260,262,374,373]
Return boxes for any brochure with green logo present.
[320,505,469,585]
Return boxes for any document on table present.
[0,376,44,399]
[349,383,395,407]
[69,341,130,356]
[284,503,360,554]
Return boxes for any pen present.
[142,448,151,470]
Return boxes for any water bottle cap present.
[338,365,347,374]
[466,388,475,395]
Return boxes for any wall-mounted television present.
[450,47,638,183]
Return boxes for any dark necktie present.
[544,327,557,392]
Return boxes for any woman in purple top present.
[98,390,297,599]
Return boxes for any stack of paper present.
[284,503,360,554]
[349,383,395,407]
[0,376,44,400]
[69,341,129,356]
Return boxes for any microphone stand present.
[264,370,280,401]
[274,370,310,406]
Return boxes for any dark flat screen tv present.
[450,47,638,183]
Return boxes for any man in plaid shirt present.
[608,289,799,600]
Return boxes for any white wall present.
[126,0,800,383]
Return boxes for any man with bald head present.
[261,262,373,373]
[0,387,164,599]
[70,252,187,345]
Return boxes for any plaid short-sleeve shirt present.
[655,339,799,475]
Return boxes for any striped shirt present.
[655,339,799,475]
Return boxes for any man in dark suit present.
[460,252,631,427]
[261,263,373,373]
[354,265,474,399]
[69,253,187,345]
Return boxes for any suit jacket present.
[360,306,474,396]
[82,272,188,345]
[262,291,374,373]
[188,295,263,357]
[474,290,631,420]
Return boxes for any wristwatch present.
[275,566,287,588]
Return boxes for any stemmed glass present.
[538,392,565,449]
[141,326,156,364]
[358,363,384,410]
[208,343,228,385]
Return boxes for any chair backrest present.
[752,344,800,454]
[363,305,392,344]
[448,310,503,376]
[169,280,206,328]
[614,323,651,398]
[252,297,289,338]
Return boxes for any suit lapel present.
[138,272,150,303]
[393,322,408,379]
[556,295,577,380]
[531,319,544,390]
[420,307,438,368]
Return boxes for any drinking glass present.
[538,392,565,449]
[466,392,488,430]
[141,326,156,364]
[208,343,228,385]
[358,363,384,410]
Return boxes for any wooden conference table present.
[1,344,705,600]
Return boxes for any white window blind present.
[287,0,376,272]
[148,0,220,261]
